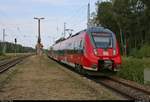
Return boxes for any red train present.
[48,27,122,74]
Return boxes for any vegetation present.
[0,42,35,55]
[91,0,150,84]
[129,44,150,58]
[92,0,150,56]
[117,57,150,84]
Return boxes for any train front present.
[85,27,122,72]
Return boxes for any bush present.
[0,42,35,53]
[129,48,138,57]
[0,51,4,56]
[129,44,150,58]
[117,57,150,84]
[137,44,150,58]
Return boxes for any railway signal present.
[14,38,17,56]
[15,38,17,43]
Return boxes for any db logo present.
[103,51,109,56]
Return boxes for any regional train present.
[48,27,122,74]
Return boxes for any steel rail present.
[0,54,33,73]
[107,76,150,95]
[91,76,150,101]
[48,56,150,101]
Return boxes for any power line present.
[64,22,66,38]
[65,1,94,33]
[63,5,87,36]
[66,5,87,22]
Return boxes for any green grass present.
[0,53,29,60]
[117,57,150,84]
[0,66,19,90]
[0,54,7,60]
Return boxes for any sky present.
[0,0,99,49]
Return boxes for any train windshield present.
[92,33,113,48]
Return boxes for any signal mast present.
[87,2,91,29]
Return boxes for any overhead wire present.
[0,6,35,45]
[65,0,97,34]
[63,4,88,37]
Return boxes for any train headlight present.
[113,49,116,55]
[94,49,98,56]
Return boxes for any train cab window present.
[76,39,84,54]
[92,34,113,49]
[79,39,84,50]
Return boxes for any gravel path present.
[0,55,122,100]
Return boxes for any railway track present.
[48,56,150,101]
[0,57,11,62]
[0,54,33,73]
[57,62,150,100]
[89,75,150,101]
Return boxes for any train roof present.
[54,26,114,45]
[86,27,114,34]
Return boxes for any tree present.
[92,0,149,56]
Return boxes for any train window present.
[74,41,78,50]
[79,40,82,49]
[93,35,113,48]
[79,39,84,50]
[68,43,71,48]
